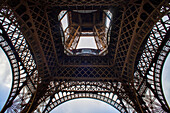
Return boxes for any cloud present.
[0,48,12,111]
[0,48,12,88]
[0,45,169,112]
[50,55,170,113]
[162,54,170,105]
[51,98,119,113]
[0,84,11,110]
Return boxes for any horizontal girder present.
[0,0,169,113]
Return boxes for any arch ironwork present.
[33,81,128,113]
[0,0,170,113]
[0,6,38,112]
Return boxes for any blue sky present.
[162,54,170,105]
[76,36,97,49]
[0,48,169,112]
[51,98,119,113]
[0,48,12,111]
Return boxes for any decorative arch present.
[45,92,126,113]
[0,6,38,112]
[0,0,169,112]
[133,14,170,112]
[32,81,129,113]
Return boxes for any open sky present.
[76,36,97,49]
[0,46,170,112]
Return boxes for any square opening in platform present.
[59,10,112,56]
[76,36,97,49]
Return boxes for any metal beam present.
[94,25,106,49]
[67,26,80,48]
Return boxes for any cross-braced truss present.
[0,0,170,113]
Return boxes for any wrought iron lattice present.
[0,6,38,112]
[0,0,170,113]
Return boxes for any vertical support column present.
[94,25,106,49]
[67,26,80,48]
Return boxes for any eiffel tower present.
[0,0,170,112]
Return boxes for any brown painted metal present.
[67,26,80,48]
[0,0,170,113]
[94,25,106,49]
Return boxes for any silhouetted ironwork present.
[0,0,169,112]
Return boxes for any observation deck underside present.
[0,0,170,112]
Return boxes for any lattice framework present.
[0,0,169,113]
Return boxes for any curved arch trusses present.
[134,14,170,112]
[45,92,126,113]
[0,6,38,112]
[0,0,170,113]
[33,81,128,113]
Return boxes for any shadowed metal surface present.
[0,0,169,112]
